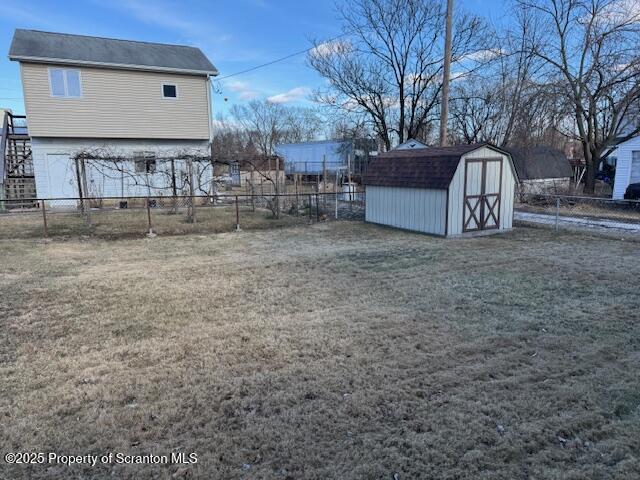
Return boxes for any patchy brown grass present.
[0,223,639,479]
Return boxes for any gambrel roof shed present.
[363,144,518,237]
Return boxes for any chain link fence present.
[515,193,640,235]
[0,191,366,240]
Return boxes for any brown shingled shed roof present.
[362,143,505,190]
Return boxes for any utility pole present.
[439,0,454,147]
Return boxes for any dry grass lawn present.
[1,222,639,479]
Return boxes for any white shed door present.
[463,158,502,232]
[631,151,640,183]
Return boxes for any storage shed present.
[362,144,518,236]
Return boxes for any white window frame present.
[161,83,179,100]
[48,68,83,99]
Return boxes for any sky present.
[0,0,503,118]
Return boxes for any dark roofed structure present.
[503,146,572,180]
[9,29,218,76]
[363,143,502,189]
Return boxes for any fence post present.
[316,193,320,222]
[334,174,338,220]
[555,197,560,232]
[41,201,48,238]
[235,195,241,231]
[308,194,313,221]
[147,197,153,235]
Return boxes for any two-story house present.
[8,29,218,199]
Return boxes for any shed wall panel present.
[365,185,446,235]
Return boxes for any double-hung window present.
[49,68,82,98]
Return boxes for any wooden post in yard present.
[187,157,196,223]
[275,156,280,219]
[235,195,240,231]
[41,201,48,238]
[334,173,338,219]
[308,194,313,221]
[347,153,352,212]
[316,193,320,222]
[295,174,299,216]
[322,154,327,210]
[146,197,153,235]
[170,159,178,213]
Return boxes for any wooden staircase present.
[1,112,36,208]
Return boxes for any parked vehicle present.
[623,182,640,200]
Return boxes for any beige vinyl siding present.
[21,63,210,139]
[365,185,447,235]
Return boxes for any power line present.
[216,32,349,81]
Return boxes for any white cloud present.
[99,0,231,45]
[457,48,505,63]
[266,87,311,104]
[597,0,640,25]
[309,39,351,59]
[224,80,259,100]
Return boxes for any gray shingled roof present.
[503,146,572,180]
[363,143,507,190]
[9,29,218,76]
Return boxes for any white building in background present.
[8,29,218,200]
[609,136,640,199]
[393,138,428,150]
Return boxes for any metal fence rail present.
[0,191,366,240]
[515,193,640,234]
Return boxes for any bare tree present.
[449,8,564,147]
[516,0,640,193]
[308,0,487,150]
[230,100,322,155]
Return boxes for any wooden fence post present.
[147,197,153,235]
[235,195,241,231]
[41,201,48,238]
[334,174,338,220]
[187,157,196,223]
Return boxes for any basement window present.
[49,68,82,98]
[162,84,177,99]
[134,151,157,174]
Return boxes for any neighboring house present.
[609,135,640,199]
[393,138,428,150]
[363,144,518,236]
[276,140,354,176]
[8,29,218,200]
[504,146,573,194]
